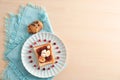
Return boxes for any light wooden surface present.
[1,0,120,80]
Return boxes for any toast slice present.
[33,43,55,67]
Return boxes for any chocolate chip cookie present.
[28,20,43,34]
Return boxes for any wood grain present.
[1,0,120,80]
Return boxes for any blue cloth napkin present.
[3,3,54,80]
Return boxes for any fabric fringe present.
[3,3,54,80]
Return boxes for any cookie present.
[28,20,43,34]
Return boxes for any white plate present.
[21,32,66,78]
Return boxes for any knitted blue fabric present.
[3,3,54,80]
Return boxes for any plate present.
[21,32,66,78]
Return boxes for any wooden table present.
[1,0,120,80]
